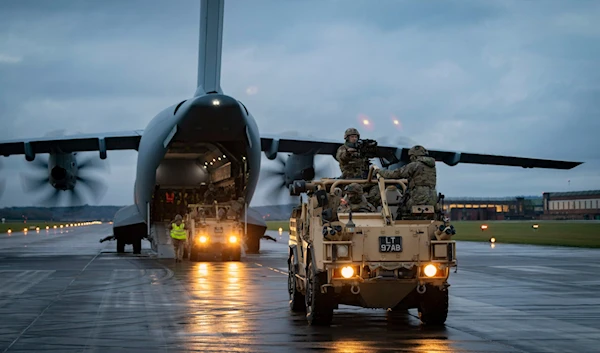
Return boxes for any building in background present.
[542,190,600,220]
[442,196,542,221]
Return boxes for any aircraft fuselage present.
[134,93,262,223]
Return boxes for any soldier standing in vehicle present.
[337,183,376,213]
[204,183,217,204]
[336,128,371,179]
[227,197,245,219]
[377,145,438,215]
[170,214,187,262]
[336,128,381,206]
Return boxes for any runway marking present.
[252,263,287,276]
[2,251,102,353]
[0,270,55,295]
[490,265,576,274]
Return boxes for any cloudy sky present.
[0,0,598,208]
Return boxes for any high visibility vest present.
[165,192,174,203]
[170,223,187,240]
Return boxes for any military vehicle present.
[185,202,243,261]
[287,165,457,325]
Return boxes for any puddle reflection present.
[187,261,249,337]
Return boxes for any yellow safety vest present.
[170,223,187,240]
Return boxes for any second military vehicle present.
[185,202,243,261]
[287,166,457,325]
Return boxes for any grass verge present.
[266,220,600,248]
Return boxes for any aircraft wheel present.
[116,238,125,253]
[132,238,142,254]
[245,236,260,254]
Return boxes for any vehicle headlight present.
[341,266,354,278]
[424,264,437,277]
[199,235,208,244]
[336,245,349,257]
[228,235,238,244]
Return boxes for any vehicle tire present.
[305,261,334,325]
[132,237,142,254]
[288,254,305,313]
[116,238,125,253]
[230,248,242,262]
[418,284,449,326]
[221,249,239,261]
[189,248,198,262]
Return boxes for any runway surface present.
[0,224,599,352]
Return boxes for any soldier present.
[203,183,217,204]
[376,145,438,215]
[227,197,245,219]
[336,128,371,179]
[337,183,376,213]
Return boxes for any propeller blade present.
[29,156,49,172]
[273,153,287,168]
[77,155,108,172]
[20,173,50,194]
[260,168,285,180]
[39,188,61,207]
[67,188,84,206]
[76,175,108,204]
[313,157,337,179]
[263,176,289,204]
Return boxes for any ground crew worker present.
[337,183,376,213]
[376,145,438,215]
[170,214,187,262]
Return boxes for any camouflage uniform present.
[227,197,245,219]
[337,183,377,213]
[336,128,370,179]
[377,145,438,214]
[203,183,217,204]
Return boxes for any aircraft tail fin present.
[195,0,224,97]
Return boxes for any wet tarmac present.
[0,224,599,352]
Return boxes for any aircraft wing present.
[0,130,143,159]
[259,134,583,170]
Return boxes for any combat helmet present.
[408,145,428,158]
[344,183,364,194]
[344,128,360,140]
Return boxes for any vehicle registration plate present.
[379,236,402,252]
[214,227,223,233]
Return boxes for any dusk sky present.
[0,0,598,207]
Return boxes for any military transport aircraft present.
[0,0,582,254]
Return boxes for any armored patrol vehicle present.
[185,202,243,261]
[287,166,457,326]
